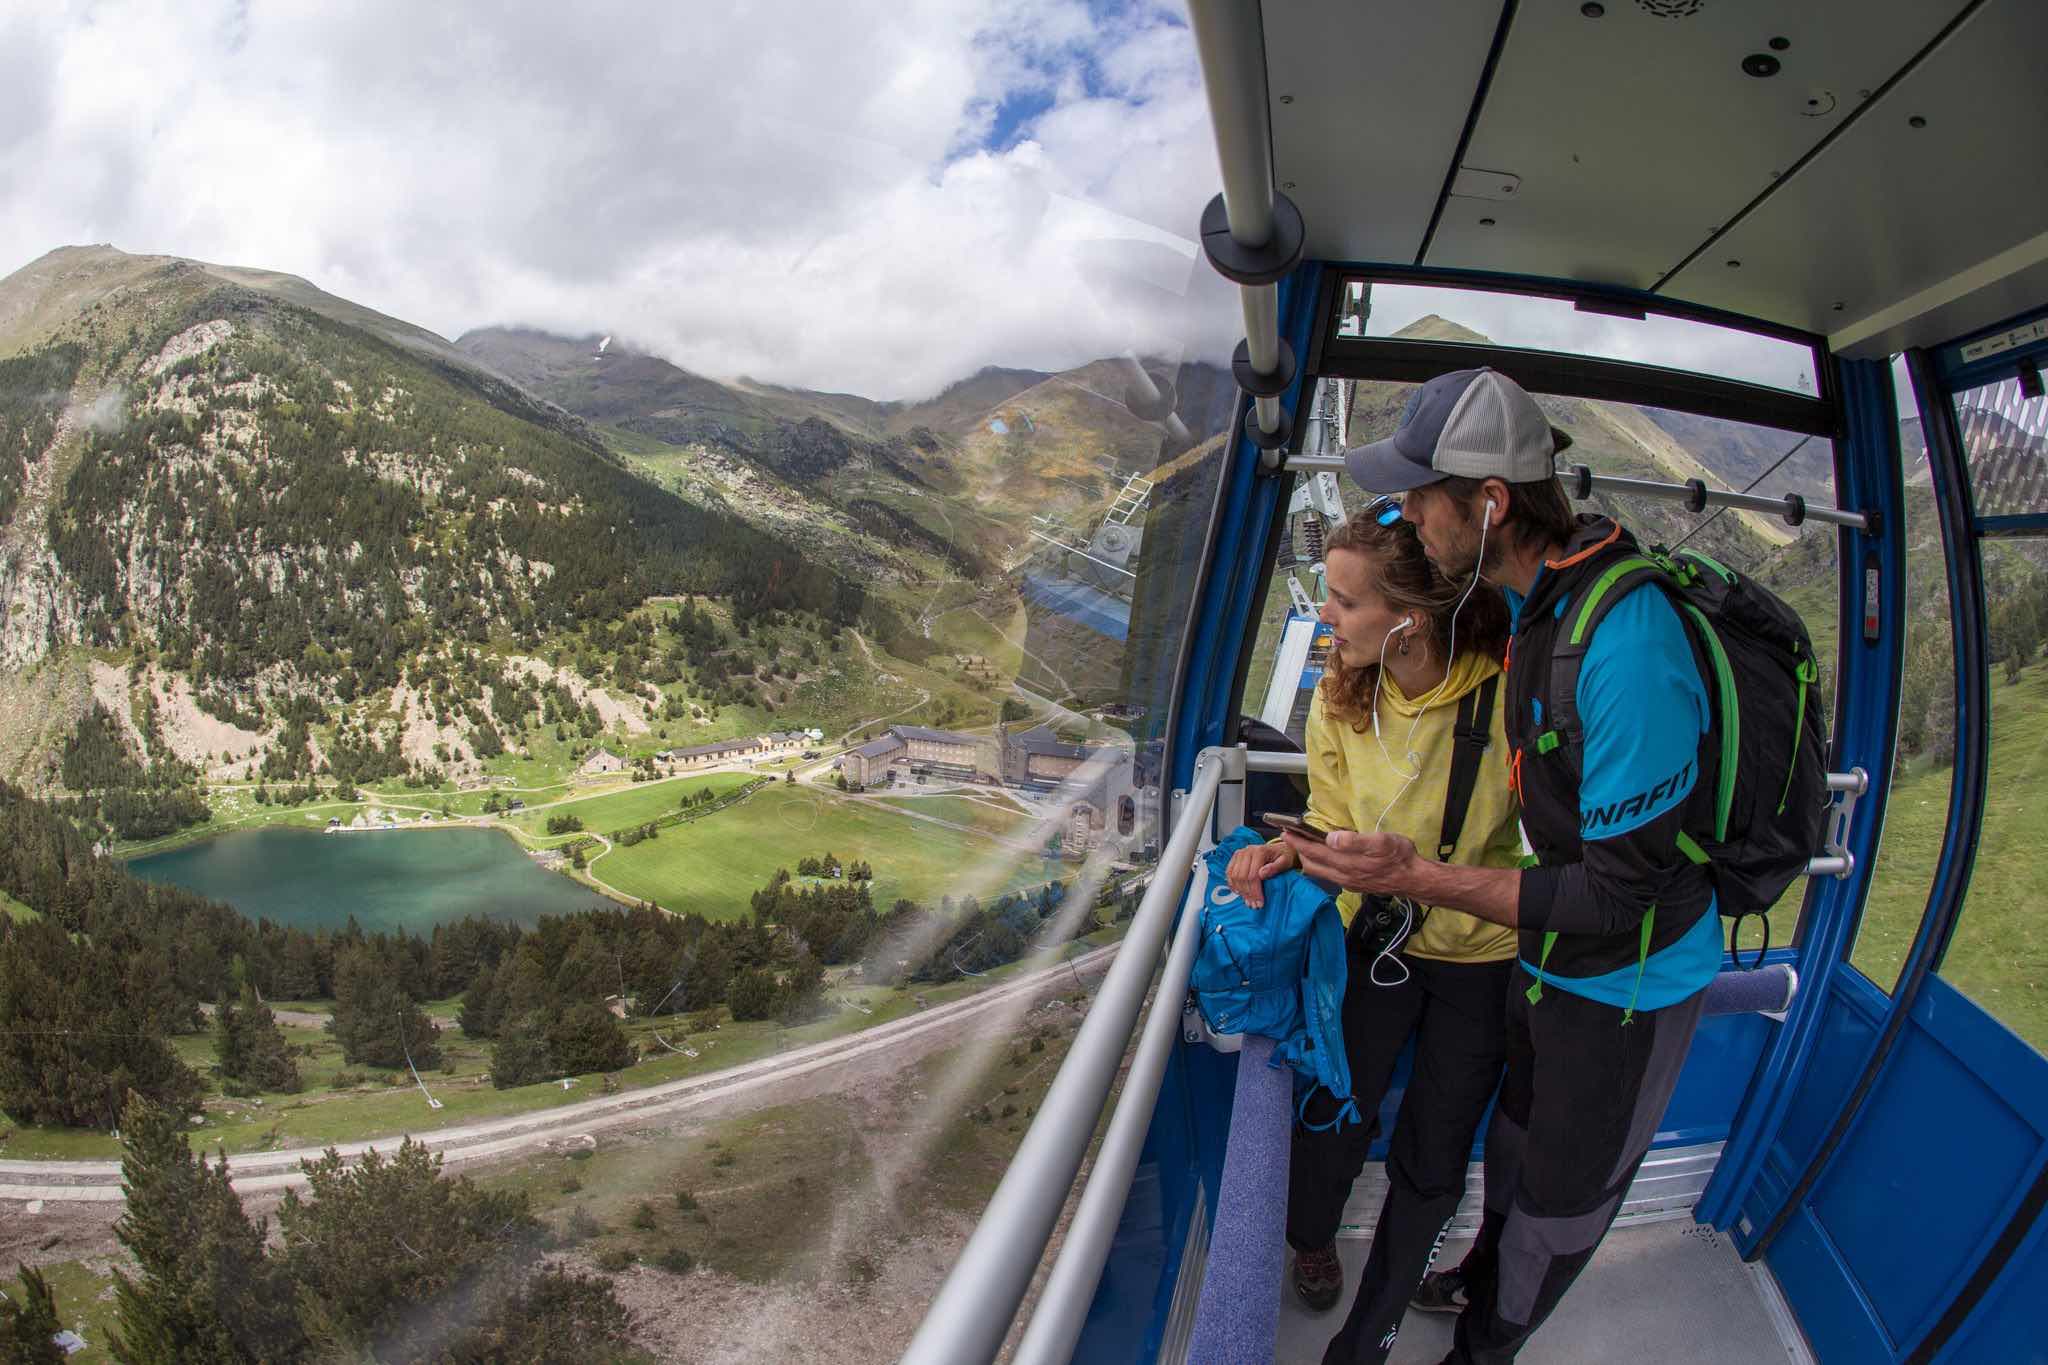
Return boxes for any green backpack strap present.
[1542,555,1667,779]
[1526,909,1659,1023]
[1554,555,1740,844]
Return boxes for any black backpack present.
[1544,546,1828,959]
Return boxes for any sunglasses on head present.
[1363,495,1403,527]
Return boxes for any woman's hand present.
[1226,840,1298,908]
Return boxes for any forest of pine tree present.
[0,780,1078,1124]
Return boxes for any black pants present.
[1444,967,1708,1364]
[1286,940,1511,1365]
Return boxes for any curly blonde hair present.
[1317,510,1509,731]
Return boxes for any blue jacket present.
[1189,826,1358,1129]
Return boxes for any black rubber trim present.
[1652,0,1993,293]
[1905,1158,2048,1363]
[1746,348,1990,1262]
[1302,268,1341,380]
[1339,263,1830,352]
[1414,0,1519,266]
[1123,368,1177,423]
[1233,337,1297,398]
[1317,336,1836,436]
[1242,399,1295,452]
[1224,466,1305,725]
[1202,191,1307,287]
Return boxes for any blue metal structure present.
[1069,285,2048,1362]
[908,5,2048,1360]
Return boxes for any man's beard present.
[1437,520,1494,585]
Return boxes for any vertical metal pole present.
[901,761,1225,1365]
[1186,0,1284,437]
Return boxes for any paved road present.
[0,942,1120,1204]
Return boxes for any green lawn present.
[594,785,1056,918]
[874,792,1036,839]
[505,772,754,839]
[929,601,1028,682]
[1851,658,2048,1051]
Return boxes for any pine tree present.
[774,950,827,1026]
[108,1093,302,1364]
[458,964,501,1039]
[727,967,777,1022]
[330,949,441,1071]
[275,1139,540,1361]
[214,985,300,1094]
[490,1012,555,1089]
[212,994,246,1087]
[0,1264,64,1363]
[547,1003,634,1076]
[0,917,203,1129]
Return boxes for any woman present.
[1227,501,1520,1364]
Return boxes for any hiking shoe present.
[1410,1267,1471,1315]
[1292,1243,1343,1312]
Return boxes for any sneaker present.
[1410,1267,1470,1315]
[1292,1243,1344,1312]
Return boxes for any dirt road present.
[0,942,1119,1204]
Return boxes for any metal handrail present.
[1011,828,1217,1365]
[1286,452,1868,531]
[901,758,1225,1365]
[1245,750,1867,877]
[1187,0,1285,439]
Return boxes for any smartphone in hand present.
[1258,812,1329,842]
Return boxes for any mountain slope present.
[456,325,1232,622]
[0,246,865,795]
[1346,315,1819,560]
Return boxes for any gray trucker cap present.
[1344,368,1572,493]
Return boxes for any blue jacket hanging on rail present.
[1190,826,1359,1130]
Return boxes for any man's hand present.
[1287,829,1524,929]
[1225,840,1297,908]
[1285,829,1420,897]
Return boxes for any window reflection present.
[1850,361,1956,992]
[1933,372,2048,1051]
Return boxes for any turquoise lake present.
[126,827,610,934]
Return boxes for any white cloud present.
[0,0,1240,399]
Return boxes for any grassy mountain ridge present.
[456,326,1052,443]
[0,246,878,811]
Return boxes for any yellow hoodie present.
[1295,650,1520,963]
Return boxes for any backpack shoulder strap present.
[1543,555,1669,760]
[1435,672,1498,861]
[1546,554,1740,845]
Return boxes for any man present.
[1285,367,1720,1364]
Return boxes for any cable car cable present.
[1667,432,1815,553]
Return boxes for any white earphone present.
[1362,489,1498,990]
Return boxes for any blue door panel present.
[1768,1212,1897,1363]
[1656,1011,1775,1145]
[1355,1008,1773,1166]
[1077,1163,1168,1365]
[1809,1021,2043,1342]
[1076,1039,1239,1364]
[1940,1204,2048,1365]
[1758,972,1884,1195]
[1766,974,2048,1359]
